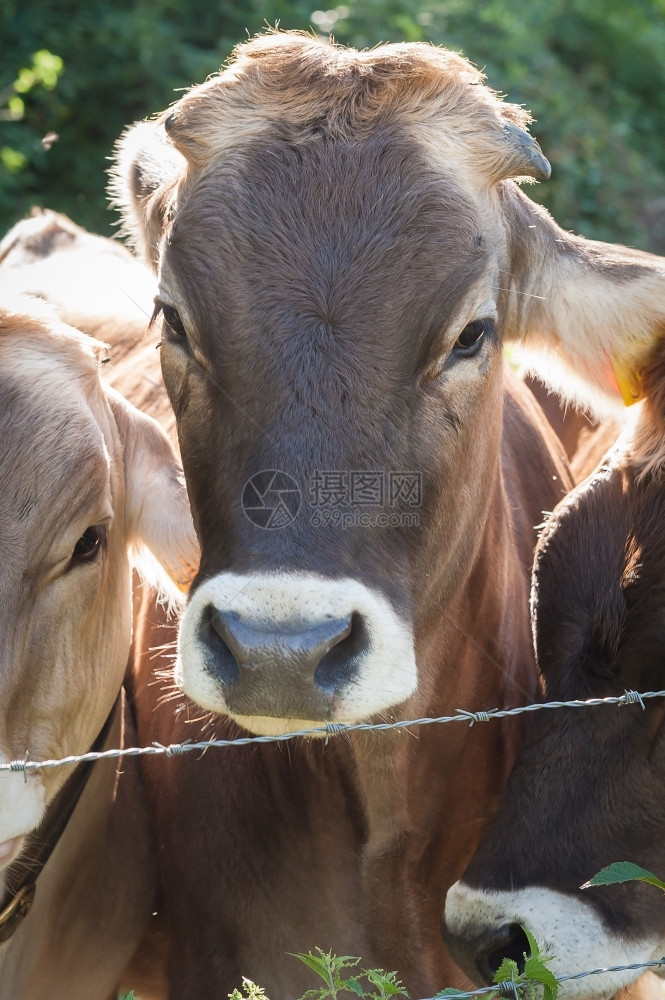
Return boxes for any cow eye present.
[163,305,187,339]
[153,300,187,340]
[453,319,487,357]
[69,525,105,568]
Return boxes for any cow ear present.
[104,384,199,598]
[109,120,186,270]
[499,183,665,418]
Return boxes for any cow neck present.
[0,695,121,944]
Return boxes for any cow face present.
[160,128,515,733]
[443,364,665,997]
[113,33,665,735]
[0,306,197,894]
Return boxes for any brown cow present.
[109,31,665,998]
[444,347,665,1000]
[0,300,196,998]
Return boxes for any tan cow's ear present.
[499,183,665,418]
[105,385,199,597]
[109,120,186,269]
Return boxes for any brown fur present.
[109,34,585,995]
[523,374,624,482]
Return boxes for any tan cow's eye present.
[69,526,105,568]
[453,319,487,357]
[162,304,187,339]
[152,300,187,340]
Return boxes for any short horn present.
[501,123,551,181]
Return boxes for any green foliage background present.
[2,0,665,250]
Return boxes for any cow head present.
[443,346,665,997]
[0,304,198,893]
[112,32,665,735]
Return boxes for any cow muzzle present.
[443,880,664,1000]
[175,571,417,734]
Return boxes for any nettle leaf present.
[581,862,665,892]
[345,978,365,997]
[332,955,363,978]
[524,958,558,1000]
[363,968,409,998]
[493,958,520,983]
[435,989,469,998]
[522,927,558,1000]
[294,951,334,981]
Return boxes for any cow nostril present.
[314,611,369,692]
[198,604,241,686]
[476,923,530,984]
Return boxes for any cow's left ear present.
[499,183,665,417]
[109,120,186,269]
[105,385,199,595]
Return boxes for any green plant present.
[582,861,665,892]
[293,948,408,999]
[4,0,665,251]
[437,927,558,1000]
[230,979,269,1000]
[230,936,557,1000]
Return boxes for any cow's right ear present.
[109,121,186,269]
[104,383,200,601]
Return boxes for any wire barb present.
[621,689,646,709]
[9,753,30,784]
[495,979,521,1000]
[324,722,344,744]
[455,709,496,726]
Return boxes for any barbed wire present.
[419,957,665,1000]
[3,688,664,778]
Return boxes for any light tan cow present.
[0,300,196,999]
[0,208,173,437]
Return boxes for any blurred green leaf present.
[2,0,665,251]
[582,862,665,892]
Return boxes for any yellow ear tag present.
[611,356,643,406]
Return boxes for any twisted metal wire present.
[419,957,665,1000]
[2,688,663,778]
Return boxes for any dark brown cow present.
[111,31,665,999]
[444,346,665,1000]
